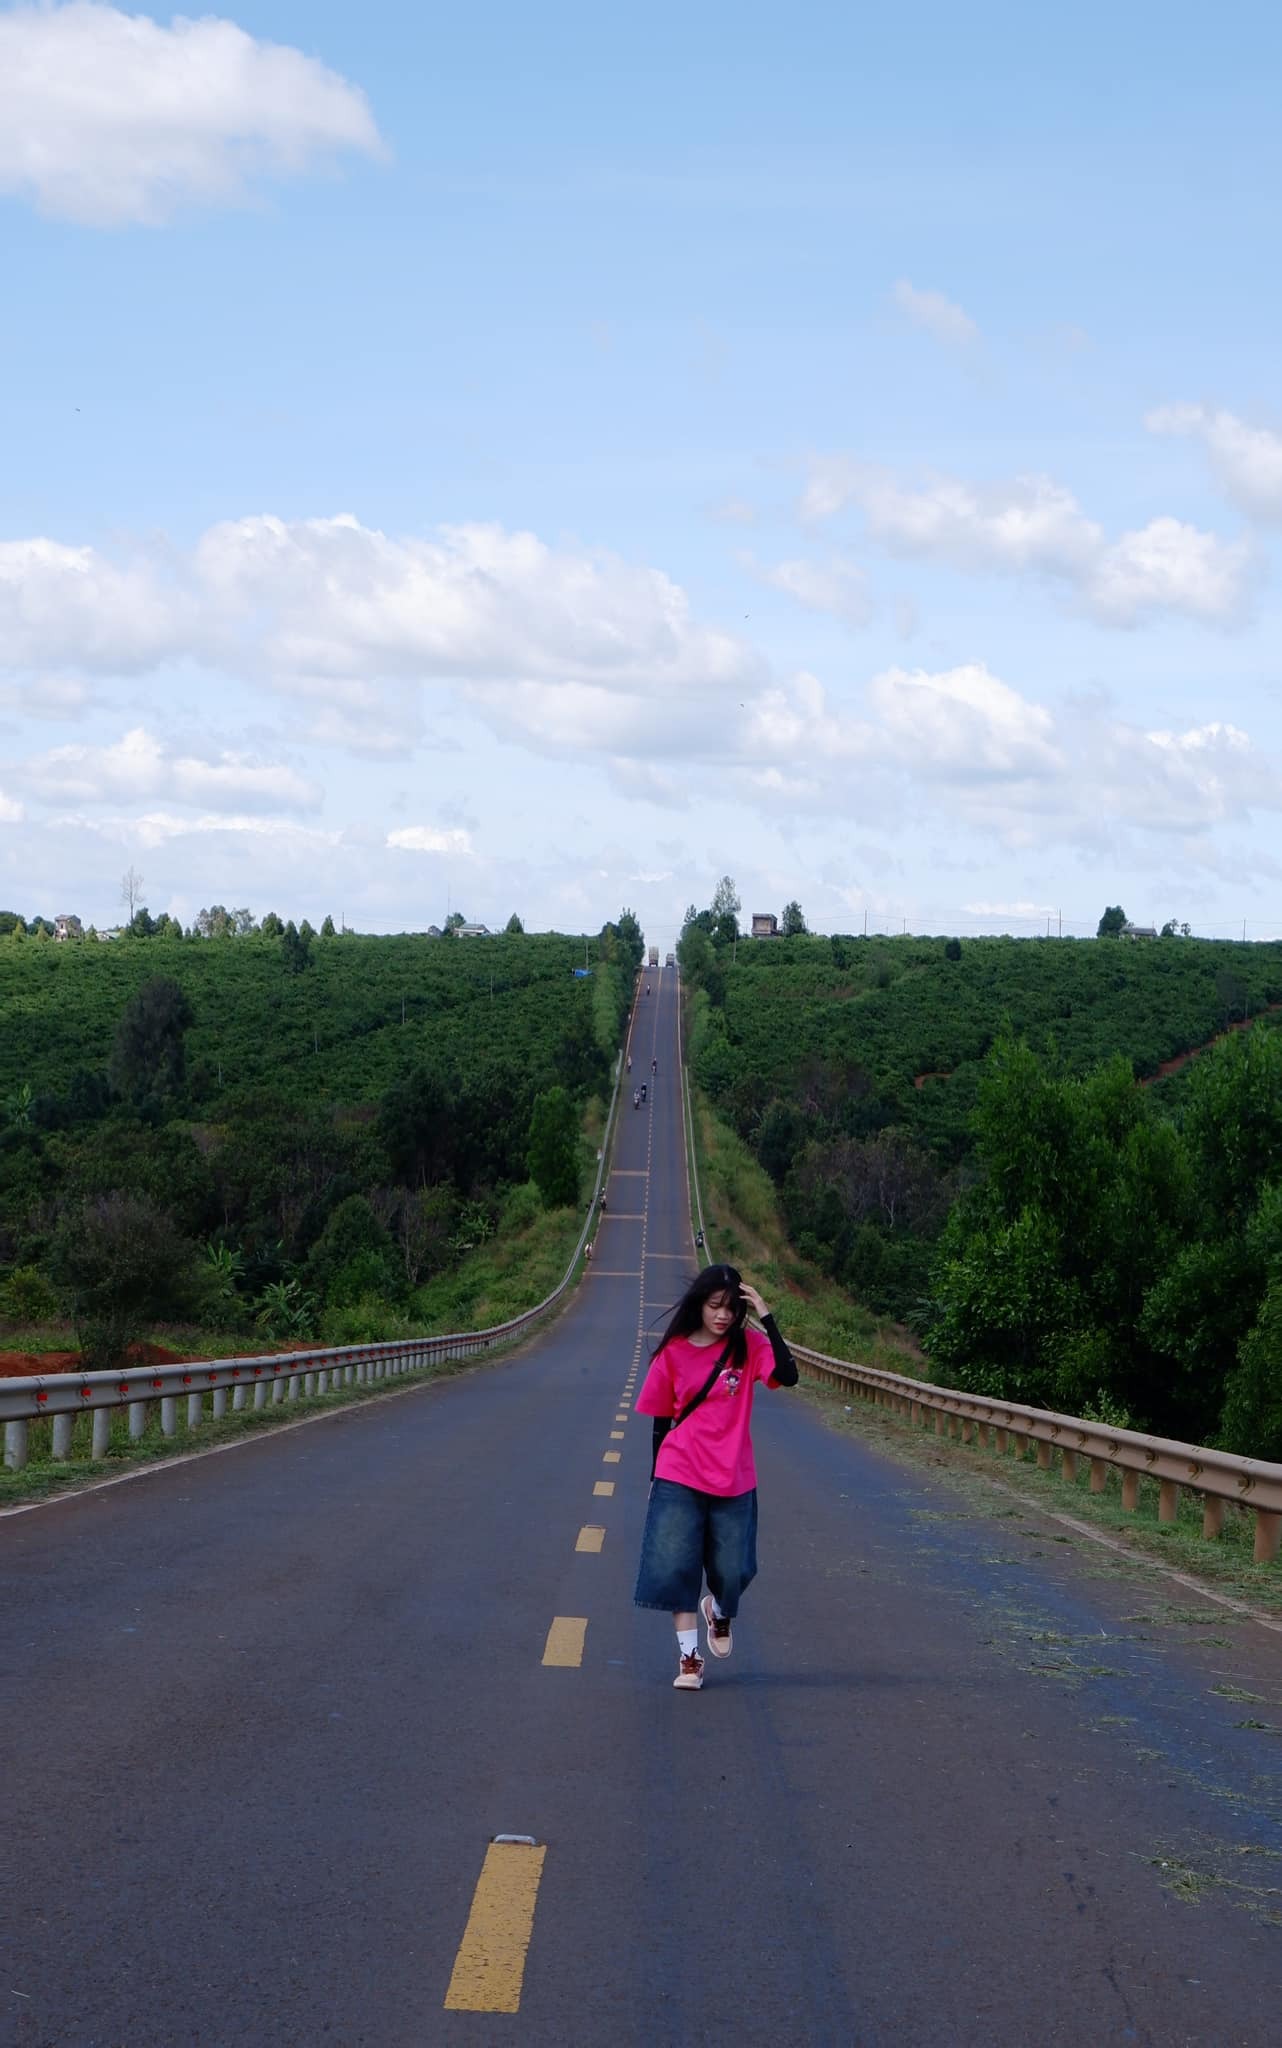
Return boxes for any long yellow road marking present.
[594,1480,615,1496]
[603,1451,621,1464]
[576,1525,605,1553]
[615,1412,628,1421]
[542,1616,588,1666]
[443,1840,547,2013]
[587,1269,645,1277]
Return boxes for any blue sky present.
[3,0,1282,947]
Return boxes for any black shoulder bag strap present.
[670,1335,736,1432]
[650,1335,738,1481]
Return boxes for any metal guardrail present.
[676,985,1282,1566]
[1,1029,631,1480]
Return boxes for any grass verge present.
[0,1092,613,1507]
[799,1376,1282,1611]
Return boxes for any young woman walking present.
[633,1263,798,1689]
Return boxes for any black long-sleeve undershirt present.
[650,1313,797,1476]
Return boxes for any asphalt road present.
[4,969,1282,2047]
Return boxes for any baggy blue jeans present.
[633,1478,758,1617]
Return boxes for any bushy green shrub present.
[0,1263,59,1324]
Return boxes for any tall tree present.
[711,875,741,937]
[120,865,144,921]
[527,1087,579,1208]
[109,976,194,1108]
[1097,905,1128,937]
[780,900,807,936]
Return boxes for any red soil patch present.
[0,1338,315,1381]
[1140,1003,1282,1085]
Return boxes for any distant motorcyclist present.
[627,1055,632,1072]
[645,983,651,995]
[651,1057,657,1074]
[641,1082,648,1103]
[634,1089,641,1109]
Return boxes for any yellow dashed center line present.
[609,1430,625,1441]
[602,1450,621,1464]
[575,1525,605,1553]
[594,1480,615,1497]
[443,1840,547,2013]
[542,1616,588,1666]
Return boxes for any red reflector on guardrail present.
[36,1390,47,1404]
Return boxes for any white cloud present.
[0,512,764,762]
[865,663,1063,780]
[193,514,760,705]
[387,826,474,855]
[742,552,871,627]
[964,900,1059,918]
[0,789,24,823]
[27,726,320,812]
[891,278,979,347]
[1147,403,1282,521]
[0,537,182,670]
[800,460,1253,625]
[0,2,384,226]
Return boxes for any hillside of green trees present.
[0,918,643,1365]
[679,887,1282,1457]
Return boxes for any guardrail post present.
[129,1402,147,1441]
[1089,1457,1108,1492]
[961,1418,974,1444]
[1202,1495,1225,1539]
[1061,1449,1077,1482]
[272,1377,285,1404]
[187,1393,203,1429]
[213,1385,228,1418]
[233,1379,247,1411]
[160,1396,177,1437]
[285,1374,299,1402]
[1121,1469,1140,1512]
[51,1413,73,1460]
[1158,1479,1180,1523]
[1253,1510,1281,1564]
[304,1371,316,1396]
[995,1427,1008,1453]
[254,1379,268,1410]
[4,1419,28,1471]
[1036,1439,1052,1470]
[91,1408,111,1459]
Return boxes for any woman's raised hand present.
[740,1281,770,1320]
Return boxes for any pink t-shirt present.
[635,1326,779,1496]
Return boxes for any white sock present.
[710,1597,726,1620]
[676,1627,699,1658]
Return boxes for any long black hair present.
[653,1263,748,1370]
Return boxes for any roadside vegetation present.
[680,886,1282,1459]
[0,917,642,1372]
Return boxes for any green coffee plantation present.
[681,930,1282,1454]
[0,930,608,1110]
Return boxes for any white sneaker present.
[700,1593,733,1658]
[673,1650,704,1690]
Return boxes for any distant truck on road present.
[666,952,675,967]
[648,945,659,966]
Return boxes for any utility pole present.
[1058,908,1062,938]
[863,907,868,938]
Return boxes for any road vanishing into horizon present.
[4,968,1282,2046]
